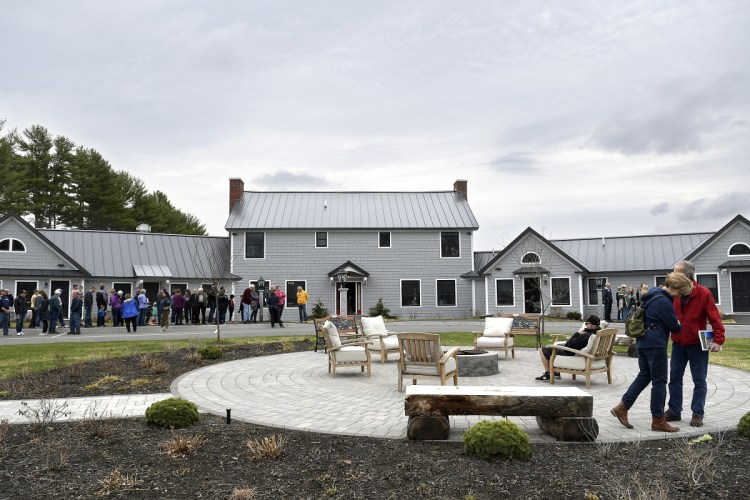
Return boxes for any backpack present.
[625,304,646,338]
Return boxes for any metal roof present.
[474,251,499,271]
[225,191,479,230]
[550,233,713,272]
[133,264,173,277]
[39,229,231,279]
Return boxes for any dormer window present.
[521,252,540,264]
[0,238,25,252]
[728,243,750,256]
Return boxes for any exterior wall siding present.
[230,229,475,319]
[0,218,76,271]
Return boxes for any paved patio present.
[172,348,750,443]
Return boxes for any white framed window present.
[400,279,421,307]
[378,231,391,248]
[728,242,750,256]
[0,238,26,252]
[696,273,720,304]
[285,280,307,307]
[315,232,328,248]
[655,276,666,287]
[521,252,540,264]
[113,282,134,297]
[551,277,571,306]
[495,278,514,307]
[436,279,456,307]
[587,277,607,305]
[245,232,265,259]
[440,232,460,258]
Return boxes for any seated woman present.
[535,315,602,381]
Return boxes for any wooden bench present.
[404,385,598,442]
[312,315,360,353]
[505,314,541,349]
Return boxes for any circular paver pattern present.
[172,348,750,443]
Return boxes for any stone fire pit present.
[452,348,499,376]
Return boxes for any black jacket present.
[84,290,94,308]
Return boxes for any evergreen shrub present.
[145,398,200,429]
[197,345,224,360]
[309,299,329,319]
[739,411,750,438]
[369,298,397,319]
[566,311,582,320]
[463,420,530,460]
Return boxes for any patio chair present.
[472,316,515,358]
[548,328,617,388]
[360,315,399,363]
[396,333,459,392]
[313,315,360,353]
[320,320,371,378]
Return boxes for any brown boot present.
[610,402,633,429]
[652,416,679,432]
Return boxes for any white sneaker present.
[38,333,47,336]
[17,332,24,336]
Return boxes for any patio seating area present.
[172,346,748,443]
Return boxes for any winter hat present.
[585,315,601,326]
[54,289,62,295]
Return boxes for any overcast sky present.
[2,1,749,250]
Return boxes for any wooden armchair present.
[313,315,360,353]
[320,320,371,378]
[396,333,459,392]
[472,316,515,359]
[548,328,617,388]
[360,315,399,363]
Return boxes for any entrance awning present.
[718,260,750,268]
[328,261,370,280]
[133,264,173,277]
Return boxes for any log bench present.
[404,385,598,442]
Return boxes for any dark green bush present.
[197,345,224,360]
[566,311,582,320]
[145,398,200,429]
[739,411,750,438]
[369,298,397,319]
[463,420,530,460]
[309,299,329,319]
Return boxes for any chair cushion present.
[553,356,607,370]
[403,357,457,376]
[483,317,514,337]
[381,336,399,350]
[476,336,514,348]
[335,345,367,362]
[322,321,341,348]
[361,316,388,337]
[579,334,598,355]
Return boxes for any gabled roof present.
[39,228,232,280]
[225,191,479,230]
[327,261,370,278]
[551,232,713,273]
[684,214,750,261]
[478,227,588,275]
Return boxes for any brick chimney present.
[229,178,244,212]
[453,179,468,201]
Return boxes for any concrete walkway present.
[3,349,748,444]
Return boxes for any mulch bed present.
[1,341,748,499]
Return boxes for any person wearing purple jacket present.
[109,289,122,327]
[171,289,185,325]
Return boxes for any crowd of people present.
[602,281,651,323]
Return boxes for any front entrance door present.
[523,277,541,314]
[731,272,750,313]
[142,282,161,305]
[50,280,70,319]
[335,282,362,315]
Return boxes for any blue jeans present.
[84,306,92,327]
[0,312,9,335]
[621,347,668,417]
[16,310,26,333]
[138,308,148,326]
[298,304,307,322]
[242,304,250,322]
[668,343,709,418]
[49,310,58,334]
[70,312,81,333]
[622,307,629,321]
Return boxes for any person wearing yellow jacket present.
[296,286,309,323]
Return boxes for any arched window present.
[728,243,750,256]
[521,252,540,264]
[0,238,26,252]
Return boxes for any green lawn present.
[1,332,747,381]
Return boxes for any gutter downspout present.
[578,274,584,316]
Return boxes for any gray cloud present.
[677,192,750,222]
[650,202,670,216]
[486,153,541,174]
[253,171,333,189]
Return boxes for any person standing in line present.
[68,289,82,335]
[195,288,206,324]
[217,287,229,324]
[37,291,50,335]
[250,285,260,323]
[665,260,726,428]
[0,289,11,336]
[121,293,139,333]
[636,282,649,306]
[602,282,613,323]
[267,290,283,328]
[171,288,185,325]
[28,290,39,329]
[274,286,287,322]
[13,290,28,336]
[228,294,235,322]
[84,286,95,328]
[159,292,172,332]
[616,285,627,322]
[241,287,253,324]
[611,272,693,432]
[296,286,309,323]
[49,289,62,335]
[207,283,218,323]
[137,289,150,326]
[183,290,193,324]
[96,285,108,327]
[109,289,122,327]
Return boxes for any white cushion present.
[476,336,514,348]
[335,345,367,362]
[361,316,388,337]
[381,336,399,350]
[553,356,607,371]
[482,317,514,337]
[403,357,457,375]
[322,321,341,348]
[579,334,598,355]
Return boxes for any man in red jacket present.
[666,260,725,427]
